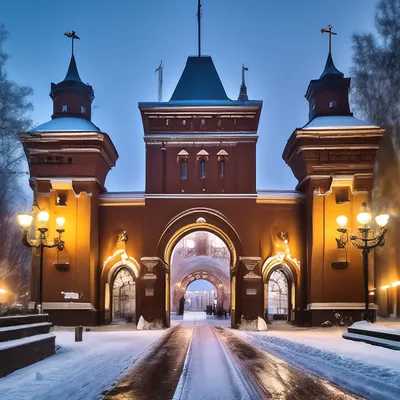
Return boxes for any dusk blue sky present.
[2,0,377,192]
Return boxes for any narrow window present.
[81,105,86,114]
[62,105,68,112]
[219,160,225,180]
[200,159,206,179]
[180,159,187,180]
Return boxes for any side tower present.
[20,36,118,325]
[283,28,384,325]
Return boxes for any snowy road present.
[175,320,260,399]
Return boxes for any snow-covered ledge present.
[28,302,96,311]
[307,302,378,310]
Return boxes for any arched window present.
[200,159,206,179]
[267,269,288,320]
[180,159,188,180]
[219,160,225,180]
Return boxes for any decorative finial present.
[155,60,163,102]
[64,30,80,55]
[197,0,202,57]
[238,64,249,102]
[321,24,337,55]
[117,230,128,242]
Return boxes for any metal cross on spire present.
[321,24,337,54]
[64,31,80,55]
[155,60,164,102]
[242,64,248,86]
[197,0,202,57]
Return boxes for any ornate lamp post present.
[336,202,389,320]
[17,211,65,314]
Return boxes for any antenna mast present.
[197,0,202,56]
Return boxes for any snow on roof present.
[29,117,101,133]
[303,116,379,130]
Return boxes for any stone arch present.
[172,270,228,314]
[261,254,300,322]
[157,207,244,272]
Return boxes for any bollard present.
[75,325,83,342]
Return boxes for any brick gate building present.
[20,34,386,327]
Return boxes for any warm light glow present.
[56,217,65,229]
[375,214,389,228]
[381,284,390,290]
[392,281,400,288]
[37,211,49,226]
[369,291,375,296]
[336,215,348,228]
[17,214,33,230]
[0,288,7,294]
[357,202,372,226]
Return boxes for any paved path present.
[174,320,256,400]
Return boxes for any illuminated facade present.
[20,37,395,327]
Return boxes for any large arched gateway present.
[155,208,250,328]
[170,231,231,319]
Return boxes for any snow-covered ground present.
[236,326,400,400]
[0,328,165,400]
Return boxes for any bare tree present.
[351,0,400,215]
[0,23,33,304]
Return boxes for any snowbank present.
[236,328,400,400]
[0,329,165,400]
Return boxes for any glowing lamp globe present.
[356,202,372,226]
[17,214,33,230]
[56,217,66,230]
[375,214,389,228]
[37,211,49,226]
[336,215,348,228]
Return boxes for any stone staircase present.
[0,313,55,378]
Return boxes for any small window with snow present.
[62,105,68,112]
[329,101,337,109]
[81,106,86,114]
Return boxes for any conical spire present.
[320,52,344,79]
[238,64,248,102]
[64,54,82,81]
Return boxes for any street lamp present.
[17,211,65,314]
[336,202,389,321]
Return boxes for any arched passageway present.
[111,268,136,323]
[170,230,231,320]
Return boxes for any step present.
[343,332,400,351]
[0,333,56,378]
[348,326,400,343]
[348,321,400,342]
[0,314,50,328]
[0,322,52,342]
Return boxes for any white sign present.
[61,292,80,300]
